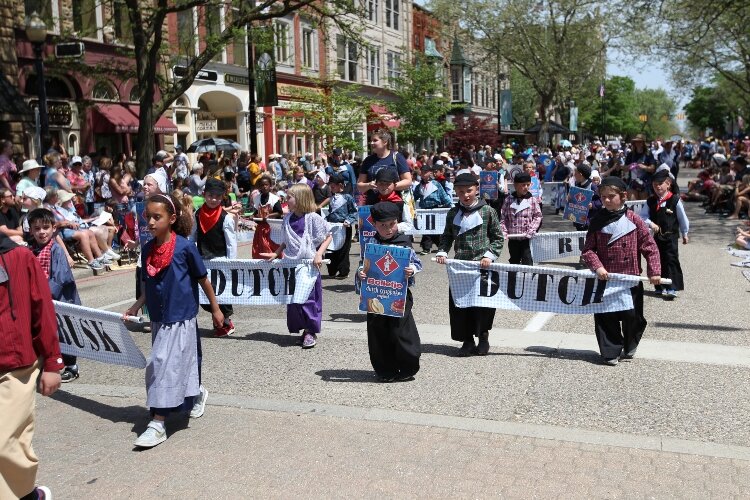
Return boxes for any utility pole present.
[247,30,258,155]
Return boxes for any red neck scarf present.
[198,204,222,234]
[379,191,402,204]
[656,191,673,211]
[146,232,176,277]
[32,239,54,279]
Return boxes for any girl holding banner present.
[261,184,332,349]
[124,193,225,449]
[581,177,661,366]
[435,173,504,357]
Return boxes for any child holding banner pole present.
[436,173,504,356]
[124,193,224,448]
[581,177,661,366]
[325,173,358,279]
[500,172,542,265]
[359,202,423,381]
[260,184,332,349]
[28,208,83,383]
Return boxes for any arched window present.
[174,95,188,107]
[24,75,74,99]
[92,82,117,101]
[129,85,140,102]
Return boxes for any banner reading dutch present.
[480,171,499,200]
[359,243,410,318]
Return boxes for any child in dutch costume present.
[124,193,224,448]
[325,173,358,279]
[413,164,452,255]
[251,174,283,257]
[581,177,661,366]
[500,172,542,265]
[359,202,423,382]
[436,173,504,357]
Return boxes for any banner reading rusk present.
[200,259,320,305]
[405,208,451,236]
[359,243,410,317]
[267,219,346,251]
[563,186,594,224]
[53,301,146,369]
[445,260,640,314]
[530,231,588,263]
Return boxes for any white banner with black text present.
[201,258,320,305]
[267,219,347,251]
[445,260,640,314]
[405,208,451,236]
[54,301,147,369]
[530,231,588,263]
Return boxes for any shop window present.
[92,82,117,101]
[175,112,188,125]
[217,117,236,130]
[24,75,73,99]
[177,133,188,150]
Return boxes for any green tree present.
[625,0,750,111]
[387,52,457,149]
[684,86,730,135]
[429,0,613,146]
[634,88,678,140]
[579,76,640,138]
[276,75,372,153]
[50,0,366,176]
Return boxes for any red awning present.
[93,104,140,134]
[369,104,401,130]
[126,105,178,134]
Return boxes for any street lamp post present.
[497,73,506,136]
[25,11,49,158]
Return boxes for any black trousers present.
[448,289,495,342]
[420,235,434,252]
[593,283,646,359]
[326,225,352,277]
[655,237,684,291]
[367,290,421,378]
[508,239,533,265]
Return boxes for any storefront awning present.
[369,104,401,130]
[126,105,179,134]
[93,104,140,134]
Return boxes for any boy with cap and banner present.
[413,164,453,255]
[325,173,358,279]
[373,168,414,233]
[358,201,423,381]
[500,171,542,265]
[568,163,602,231]
[581,176,661,365]
[640,166,689,299]
[435,173,504,356]
[194,178,237,336]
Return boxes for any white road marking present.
[97,298,134,311]
[522,312,556,332]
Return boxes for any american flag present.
[599,83,605,98]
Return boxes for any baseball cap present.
[70,155,82,165]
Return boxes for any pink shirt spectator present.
[0,154,16,191]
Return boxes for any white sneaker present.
[190,385,208,418]
[105,248,121,260]
[98,256,112,266]
[134,422,167,448]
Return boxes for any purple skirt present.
[287,273,322,334]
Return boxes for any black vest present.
[647,195,679,240]
[195,209,227,258]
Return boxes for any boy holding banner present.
[436,173,504,357]
[28,208,83,383]
[501,172,542,265]
[195,178,237,337]
[326,173,358,279]
[582,176,661,366]
[359,202,422,381]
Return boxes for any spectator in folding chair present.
[43,187,107,271]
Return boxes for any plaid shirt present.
[500,195,543,238]
[438,204,504,260]
[581,210,661,277]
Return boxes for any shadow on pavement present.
[52,390,144,426]
[237,331,300,347]
[525,345,603,365]
[323,283,356,293]
[315,369,378,383]
[651,322,746,332]
[421,342,565,359]
[328,313,366,323]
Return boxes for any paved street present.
[35,186,750,498]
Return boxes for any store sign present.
[173,65,218,82]
[196,120,218,132]
[29,100,72,127]
[225,74,249,86]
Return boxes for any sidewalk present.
[36,388,749,499]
